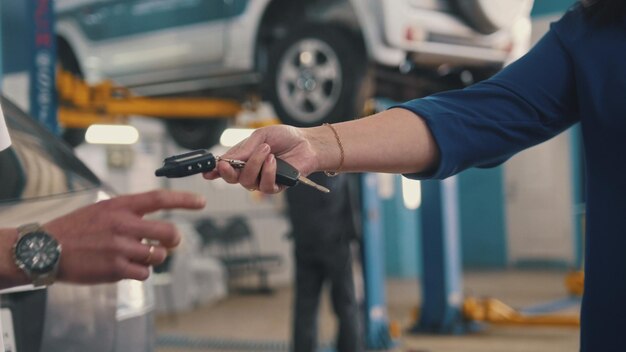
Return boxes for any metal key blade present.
[216,156,246,169]
[217,155,330,193]
[298,176,331,193]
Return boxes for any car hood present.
[0,187,110,226]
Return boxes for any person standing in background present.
[286,173,363,352]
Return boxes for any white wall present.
[504,15,575,266]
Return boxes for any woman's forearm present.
[305,108,440,174]
[204,108,440,192]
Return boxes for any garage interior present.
[0,1,585,351]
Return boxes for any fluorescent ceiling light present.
[85,124,139,145]
[401,177,421,210]
[220,128,254,147]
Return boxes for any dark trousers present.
[292,244,363,352]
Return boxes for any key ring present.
[216,156,247,168]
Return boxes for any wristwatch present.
[13,223,62,287]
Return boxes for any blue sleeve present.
[396,23,580,180]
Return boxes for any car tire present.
[165,118,229,150]
[265,25,369,127]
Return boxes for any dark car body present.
[0,96,154,352]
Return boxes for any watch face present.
[15,231,61,274]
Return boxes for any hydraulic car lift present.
[56,69,242,129]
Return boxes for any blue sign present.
[29,0,58,134]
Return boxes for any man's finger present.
[119,219,182,248]
[119,261,151,281]
[122,239,168,266]
[116,190,205,215]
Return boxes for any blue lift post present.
[371,97,471,335]
[569,124,585,270]
[411,177,475,334]
[29,0,58,134]
[381,175,422,279]
[360,173,395,349]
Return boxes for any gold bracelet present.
[323,123,344,177]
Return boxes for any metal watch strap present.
[17,223,41,238]
[32,272,57,287]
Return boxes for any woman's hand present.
[203,125,319,194]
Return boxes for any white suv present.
[56,0,533,149]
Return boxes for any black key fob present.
[155,149,216,178]
[275,158,300,187]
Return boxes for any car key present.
[155,150,330,193]
[219,156,330,193]
[155,149,217,178]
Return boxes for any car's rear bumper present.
[370,1,529,68]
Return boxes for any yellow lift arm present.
[462,297,580,327]
[461,271,584,327]
[410,271,584,328]
[57,69,243,129]
[565,270,584,296]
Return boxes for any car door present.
[57,0,229,85]
[0,96,119,352]
[0,95,156,352]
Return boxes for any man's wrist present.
[0,228,30,289]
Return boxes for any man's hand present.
[44,189,205,284]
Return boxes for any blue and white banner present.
[29,0,58,134]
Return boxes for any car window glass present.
[0,97,101,203]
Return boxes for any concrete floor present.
[155,270,580,352]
